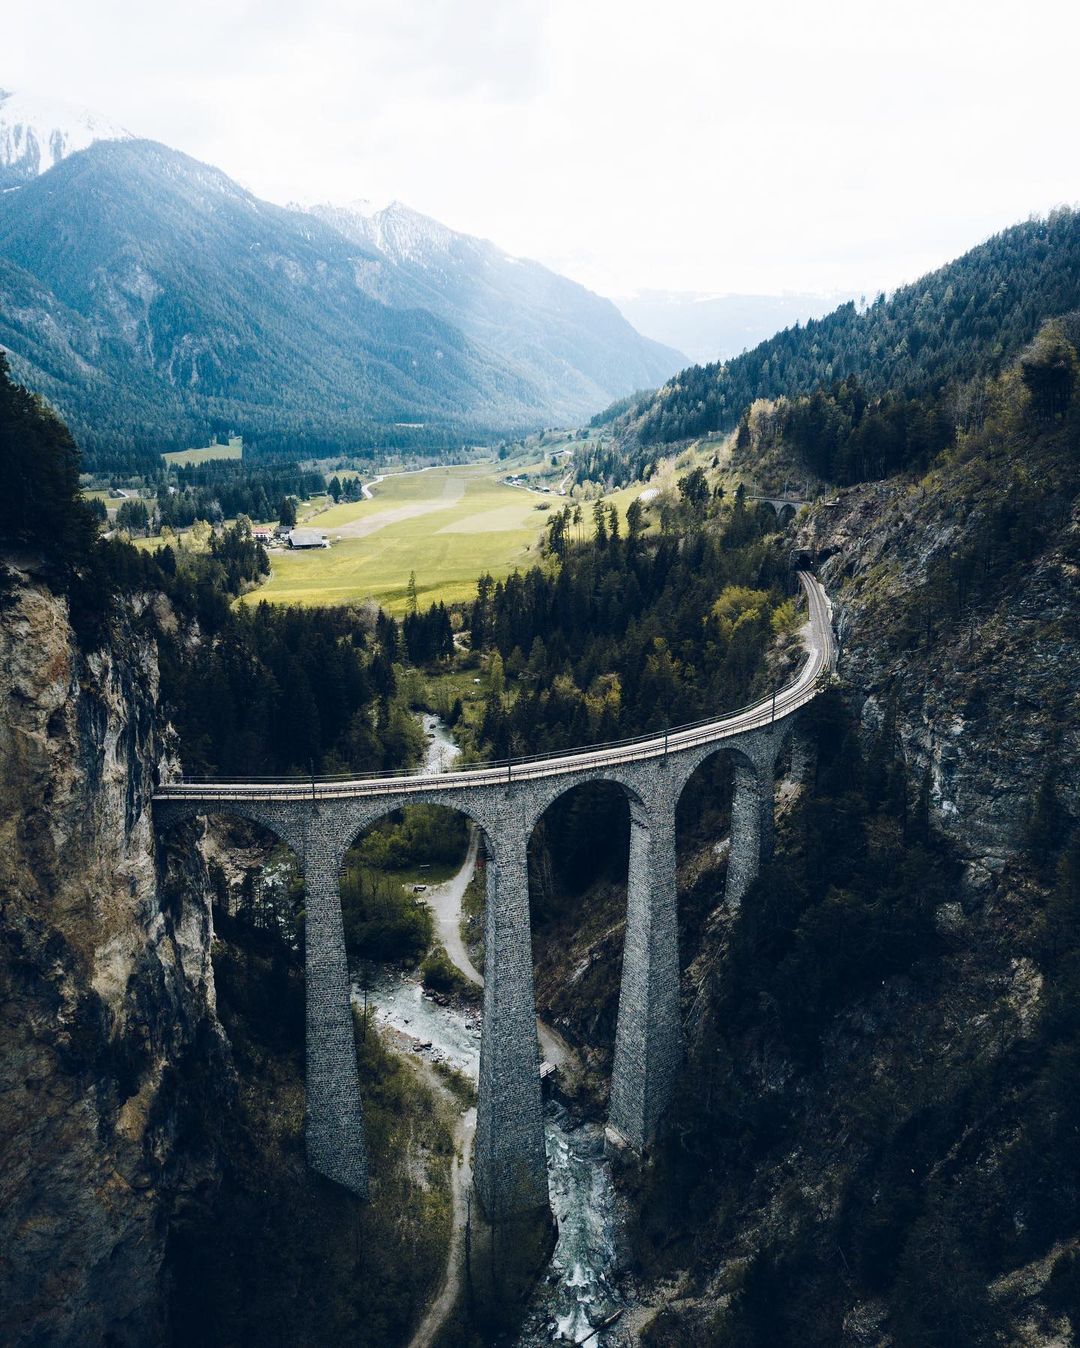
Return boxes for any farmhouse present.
[252,528,273,544]
[287,528,329,549]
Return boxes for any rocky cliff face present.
[799,468,1080,885]
[0,568,225,1346]
[623,393,1080,1346]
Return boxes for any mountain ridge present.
[0,90,683,469]
[307,198,684,420]
[0,138,533,469]
[0,87,131,187]
[607,208,1080,461]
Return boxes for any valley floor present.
[245,462,549,612]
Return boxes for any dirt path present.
[404,831,584,1345]
[427,835,577,1073]
[398,847,483,1348]
[335,472,466,539]
[402,1045,476,1348]
[537,1017,576,1072]
[424,831,484,987]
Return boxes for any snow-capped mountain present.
[0,96,683,465]
[309,199,684,411]
[314,200,458,264]
[0,88,131,188]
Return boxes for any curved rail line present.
[155,571,834,805]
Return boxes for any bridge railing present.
[160,573,833,791]
[170,693,773,785]
[166,663,830,787]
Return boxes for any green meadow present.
[244,464,556,613]
[163,437,243,467]
[130,431,693,613]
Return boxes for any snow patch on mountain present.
[309,199,459,265]
[0,88,131,186]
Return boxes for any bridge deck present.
[154,572,834,805]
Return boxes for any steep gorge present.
[0,569,453,1347]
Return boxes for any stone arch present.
[777,501,798,527]
[155,794,368,1198]
[669,736,762,810]
[319,788,549,1221]
[523,772,645,965]
[316,790,504,876]
[152,798,311,945]
[328,793,492,990]
[522,765,679,1150]
[152,796,308,860]
[521,768,649,841]
[669,723,796,908]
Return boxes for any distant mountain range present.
[0,92,682,470]
[614,289,855,366]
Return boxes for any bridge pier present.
[609,785,681,1149]
[303,820,368,1197]
[474,823,550,1221]
[725,742,781,906]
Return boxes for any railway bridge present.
[747,494,812,519]
[153,573,835,1221]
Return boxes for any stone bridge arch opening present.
[153,803,347,1185]
[672,721,801,932]
[155,804,306,949]
[527,779,644,1093]
[673,749,745,951]
[336,801,483,986]
[331,794,550,1223]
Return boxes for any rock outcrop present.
[798,471,1080,885]
[0,570,224,1346]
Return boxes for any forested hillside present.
[465,495,795,757]
[623,320,1080,1347]
[596,209,1080,482]
[0,136,678,474]
[0,356,454,1347]
[0,140,544,473]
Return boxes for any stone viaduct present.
[746,495,811,521]
[153,573,835,1223]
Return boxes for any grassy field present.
[243,463,556,613]
[116,431,747,611]
[163,437,243,467]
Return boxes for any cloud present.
[3,0,1079,296]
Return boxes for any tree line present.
[463,490,796,759]
[594,208,1080,484]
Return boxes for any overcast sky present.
[5,0,1078,300]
